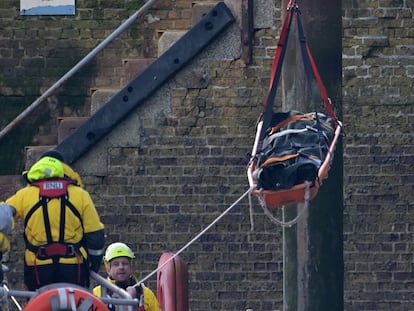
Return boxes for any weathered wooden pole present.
[281,0,343,310]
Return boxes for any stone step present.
[58,117,89,143]
[122,58,156,86]
[19,3,222,174]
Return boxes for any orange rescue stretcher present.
[247,118,342,208]
[247,0,343,209]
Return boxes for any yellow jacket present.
[6,181,104,266]
[93,277,162,311]
[0,232,10,253]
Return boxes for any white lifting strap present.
[49,287,94,311]
[249,181,311,229]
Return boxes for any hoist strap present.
[296,14,339,124]
[259,1,339,142]
[259,4,296,141]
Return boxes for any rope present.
[248,191,255,231]
[137,187,254,285]
[257,181,311,228]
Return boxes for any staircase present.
[0,2,238,198]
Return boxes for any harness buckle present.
[35,243,77,260]
[66,244,75,257]
[37,246,48,260]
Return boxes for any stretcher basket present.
[246,0,343,209]
[247,118,342,208]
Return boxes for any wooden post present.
[281,0,343,310]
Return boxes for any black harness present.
[24,178,84,262]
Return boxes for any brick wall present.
[0,0,193,174]
[0,0,413,310]
[1,1,284,310]
[342,0,414,310]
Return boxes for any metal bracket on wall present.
[57,2,235,164]
[241,0,254,65]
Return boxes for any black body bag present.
[254,110,336,190]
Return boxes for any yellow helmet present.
[27,156,64,182]
[104,242,135,263]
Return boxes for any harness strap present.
[24,179,85,286]
[259,0,340,144]
[42,198,54,248]
[59,197,66,243]
[258,181,312,227]
[268,114,315,135]
[24,196,84,259]
[259,3,296,141]
[260,153,299,167]
[296,11,339,124]
[33,179,75,198]
[25,242,83,259]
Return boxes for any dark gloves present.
[89,254,103,272]
[84,229,105,273]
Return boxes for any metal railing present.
[0,267,138,311]
[0,0,161,142]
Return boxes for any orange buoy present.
[157,252,189,311]
[24,283,108,311]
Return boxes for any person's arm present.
[79,190,105,272]
[0,203,15,283]
[84,229,105,272]
[143,286,162,311]
[0,203,15,252]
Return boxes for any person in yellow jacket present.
[0,150,105,291]
[93,242,162,311]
